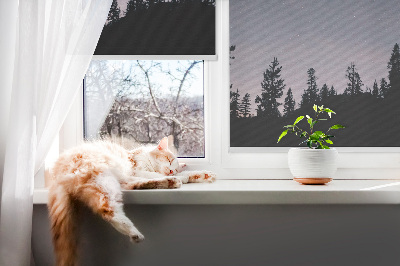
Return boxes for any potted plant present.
[278,104,345,185]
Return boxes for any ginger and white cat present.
[48,137,215,266]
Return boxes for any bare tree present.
[85,60,204,157]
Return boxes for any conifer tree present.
[300,89,309,108]
[344,62,363,96]
[300,68,319,107]
[307,68,319,102]
[388,43,400,93]
[125,0,147,15]
[230,89,241,118]
[239,93,251,118]
[372,80,379,98]
[380,78,389,98]
[283,88,295,116]
[107,0,121,24]
[255,57,285,117]
[329,85,336,97]
[319,83,329,103]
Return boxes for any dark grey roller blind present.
[95,0,215,56]
[230,0,400,147]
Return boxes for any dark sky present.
[230,0,400,113]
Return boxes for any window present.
[80,0,216,159]
[84,60,205,158]
[57,0,400,182]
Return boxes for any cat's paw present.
[187,171,217,183]
[130,232,145,243]
[166,177,182,189]
[177,163,187,173]
[203,171,217,183]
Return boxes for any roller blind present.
[94,0,215,56]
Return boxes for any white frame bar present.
[93,55,218,61]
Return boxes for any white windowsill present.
[33,179,400,205]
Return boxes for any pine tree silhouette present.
[125,0,147,15]
[107,0,120,25]
[388,43,400,93]
[300,68,319,107]
[239,93,251,118]
[329,85,336,97]
[255,57,285,117]
[283,88,295,116]
[380,78,389,98]
[344,62,363,96]
[230,89,241,118]
[372,79,380,98]
[319,83,329,103]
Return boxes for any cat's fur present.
[48,137,215,266]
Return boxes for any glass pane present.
[84,60,204,157]
[230,0,400,147]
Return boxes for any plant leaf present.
[329,124,345,130]
[313,104,318,112]
[307,117,313,127]
[283,125,294,128]
[293,116,304,125]
[325,139,333,144]
[311,120,318,127]
[324,108,336,118]
[324,108,336,114]
[309,132,320,141]
[277,130,288,143]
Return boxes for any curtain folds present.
[0,0,112,265]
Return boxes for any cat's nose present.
[169,170,173,175]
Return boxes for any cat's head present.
[149,137,180,176]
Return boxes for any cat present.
[48,137,216,266]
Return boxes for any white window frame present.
[58,0,400,181]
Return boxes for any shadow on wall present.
[33,204,400,266]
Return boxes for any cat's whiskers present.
[145,156,156,172]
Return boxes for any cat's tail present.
[48,183,78,266]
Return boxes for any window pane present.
[84,60,204,157]
[230,0,400,147]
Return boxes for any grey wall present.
[33,205,400,266]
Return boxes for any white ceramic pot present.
[288,148,338,184]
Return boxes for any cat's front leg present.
[177,171,217,184]
[177,163,187,173]
[132,170,166,179]
[122,176,182,189]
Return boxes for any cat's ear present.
[157,137,168,151]
[167,135,178,155]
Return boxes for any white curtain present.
[0,0,112,265]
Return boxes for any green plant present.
[277,104,345,149]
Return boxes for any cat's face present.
[150,137,179,176]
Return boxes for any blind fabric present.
[95,0,216,56]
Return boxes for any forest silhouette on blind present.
[95,0,215,55]
[230,0,400,147]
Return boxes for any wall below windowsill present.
[34,179,400,205]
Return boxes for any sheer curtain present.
[0,0,112,265]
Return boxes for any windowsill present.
[33,179,400,205]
